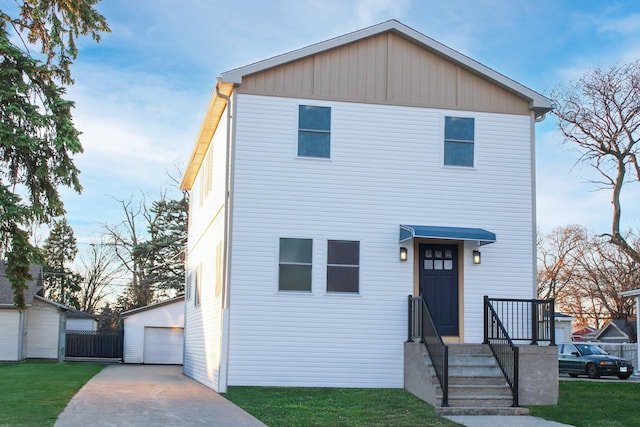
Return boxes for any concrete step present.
[447,344,493,356]
[449,354,497,366]
[436,406,530,416]
[446,396,514,408]
[446,375,507,386]
[448,384,512,398]
[448,365,503,377]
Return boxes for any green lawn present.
[0,361,105,427]
[528,380,640,427]
[225,387,459,426]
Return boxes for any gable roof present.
[33,294,69,311]
[594,319,637,342]
[221,20,552,113]
[0,262,43,307]
[121,295,185,318]
[67,306,98,320]
[555,312,575,322]
[181,20,553,190]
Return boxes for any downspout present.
[216,78,236,393]
[530,109,539,297]
[636,295,640,377]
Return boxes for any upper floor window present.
[444,116,474,167]
[194,264,202,307]
[298,105,331,159]
[279,238,313,291]
[326,240,360,293]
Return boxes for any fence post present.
[483,296,489,344]
[531,300,538,345]
[549,299,556,346]
[407,295,413,342]
[512,346,519,407]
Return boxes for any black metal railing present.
[484,297,556,345]
[484,296,519,406]
[408,295,448,407]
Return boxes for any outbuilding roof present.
[121,295,185,318]
[0,262,43,307]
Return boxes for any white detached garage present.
[122,296,184,364]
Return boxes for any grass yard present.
[225,387,459,426]
[528,380,640,427]
[0,361,105,427]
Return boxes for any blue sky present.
[55,0,640,245]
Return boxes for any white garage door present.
[143,327,184,365]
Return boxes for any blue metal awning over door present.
[399,224,496,245]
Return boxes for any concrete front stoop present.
[405,342,529,417]
[436,344,526,416]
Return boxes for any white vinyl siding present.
[0,309,24,361]
[225,94,535,387]
[123,299,184,364]
[26,298,62,359]
[183,102,228,391]
[66,318,97,332]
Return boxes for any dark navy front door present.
[419,244,459,336]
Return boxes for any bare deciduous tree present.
[551,61,640,263]
[76,240,124,313]
[103,196,155,311]
[537,225,639,327]
[537,225,585,300]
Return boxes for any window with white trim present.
[298,105,331,158]
[444,116,474,167]
[194,263,202,307]
[326,240,360,293]
[279,238,313,291]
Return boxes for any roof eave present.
[621,288,640,297]
[180,82,234,190]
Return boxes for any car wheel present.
[568,373,579,378]
[586,363,600,379]
[618,374,631,380]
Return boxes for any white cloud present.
[40,0,640,247]
[598,13,640,35]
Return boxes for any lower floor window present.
[327,240,360,293]
[279,238,313,291]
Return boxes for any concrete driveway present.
[55,365,265,427]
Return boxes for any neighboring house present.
[180,20,553,396]
[593,319,637,343]
[121,296,185,365]
[554,313,575,344]
[572,325,597,342]
[66,307,98,332]
[0,263,67,361]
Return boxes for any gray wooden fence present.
[596,343,637,369]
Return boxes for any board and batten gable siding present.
[26,298,63,359]
[0,309,24,361]
[225,94,535,387]
[183,103,228,391]
[238,32,531,116]
[123,300,184,364]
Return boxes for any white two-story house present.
[180,20,554,405]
